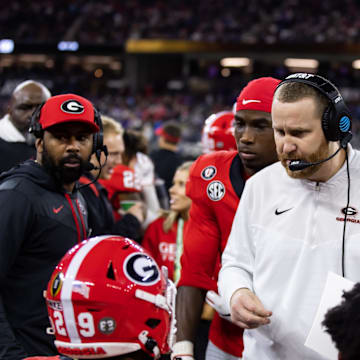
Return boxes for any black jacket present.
[79,173,142,241]
[0,138,36,174]
[150,148,183,194]
[0,160,88,359]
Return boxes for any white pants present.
[205,341,242,360]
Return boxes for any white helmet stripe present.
[60,236,108,343]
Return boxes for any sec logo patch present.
[201,166,217,180]
[207,180,225,201]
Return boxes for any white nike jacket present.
[219,145,360,360]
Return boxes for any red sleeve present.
[142,220,160,260]
[178,199,220,291]
[177,155,221,291]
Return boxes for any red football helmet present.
[45,236,176,359]
[201,111,236,153]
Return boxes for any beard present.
[279,139,330,179]
[42,145,89,186]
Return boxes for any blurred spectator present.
[123,129,162,227]
[79,115,144,240]
[150,120,184,196]
[93,114,125,180]
[0,80,50,173]
[322,283,360,360]
[99,162,143,218]
[142,161,193,282]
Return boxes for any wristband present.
[171,340,194,360]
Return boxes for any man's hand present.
[230,288,272,329]
[205,290,231,321]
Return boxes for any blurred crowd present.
[2,0,360,44]
[1,64,360,150]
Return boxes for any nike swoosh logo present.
[53,205,64,214]
[275,207,293,215]
[242,99,261,105]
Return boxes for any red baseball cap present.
[155,120,182,144]
[235,77,281,113]
[39,94,100,133]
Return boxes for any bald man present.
[0,80,51,173]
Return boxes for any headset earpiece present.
[29,102,45,138]
[321,105,337,141]
[92,107,105,155]
[278,73,352,145]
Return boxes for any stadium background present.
[1,0,360,157]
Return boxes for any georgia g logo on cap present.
[61,99,85,114]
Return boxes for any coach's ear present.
[35,137,43,154]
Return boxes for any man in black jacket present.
[0,93,102,359]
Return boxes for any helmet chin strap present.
[138,330,161,359]
[135,266,178,354]
[135,289,169,311]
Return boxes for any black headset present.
[277,73,352,145]
[29,100,106,158]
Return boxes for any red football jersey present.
[143,216,188,281]
[99,164,142,220]
[178,150,247,357]
[99,164,141,200]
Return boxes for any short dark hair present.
[161,120,182,144]
[322,282,360,360]
[274,81,329,119]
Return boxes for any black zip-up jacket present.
[0,160,88,359]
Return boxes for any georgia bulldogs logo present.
[207,180,225,201]
[61,100,84,114]
[201,166,217,180]
[123,253,160,285]
[341,206,357,216]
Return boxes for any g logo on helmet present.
[61,100,85,114]
[124,253,160,285]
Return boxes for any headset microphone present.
[289,132,352,172]
[84,162,100,171]
[78,145,108,190]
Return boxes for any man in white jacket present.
[219,73,360,360]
